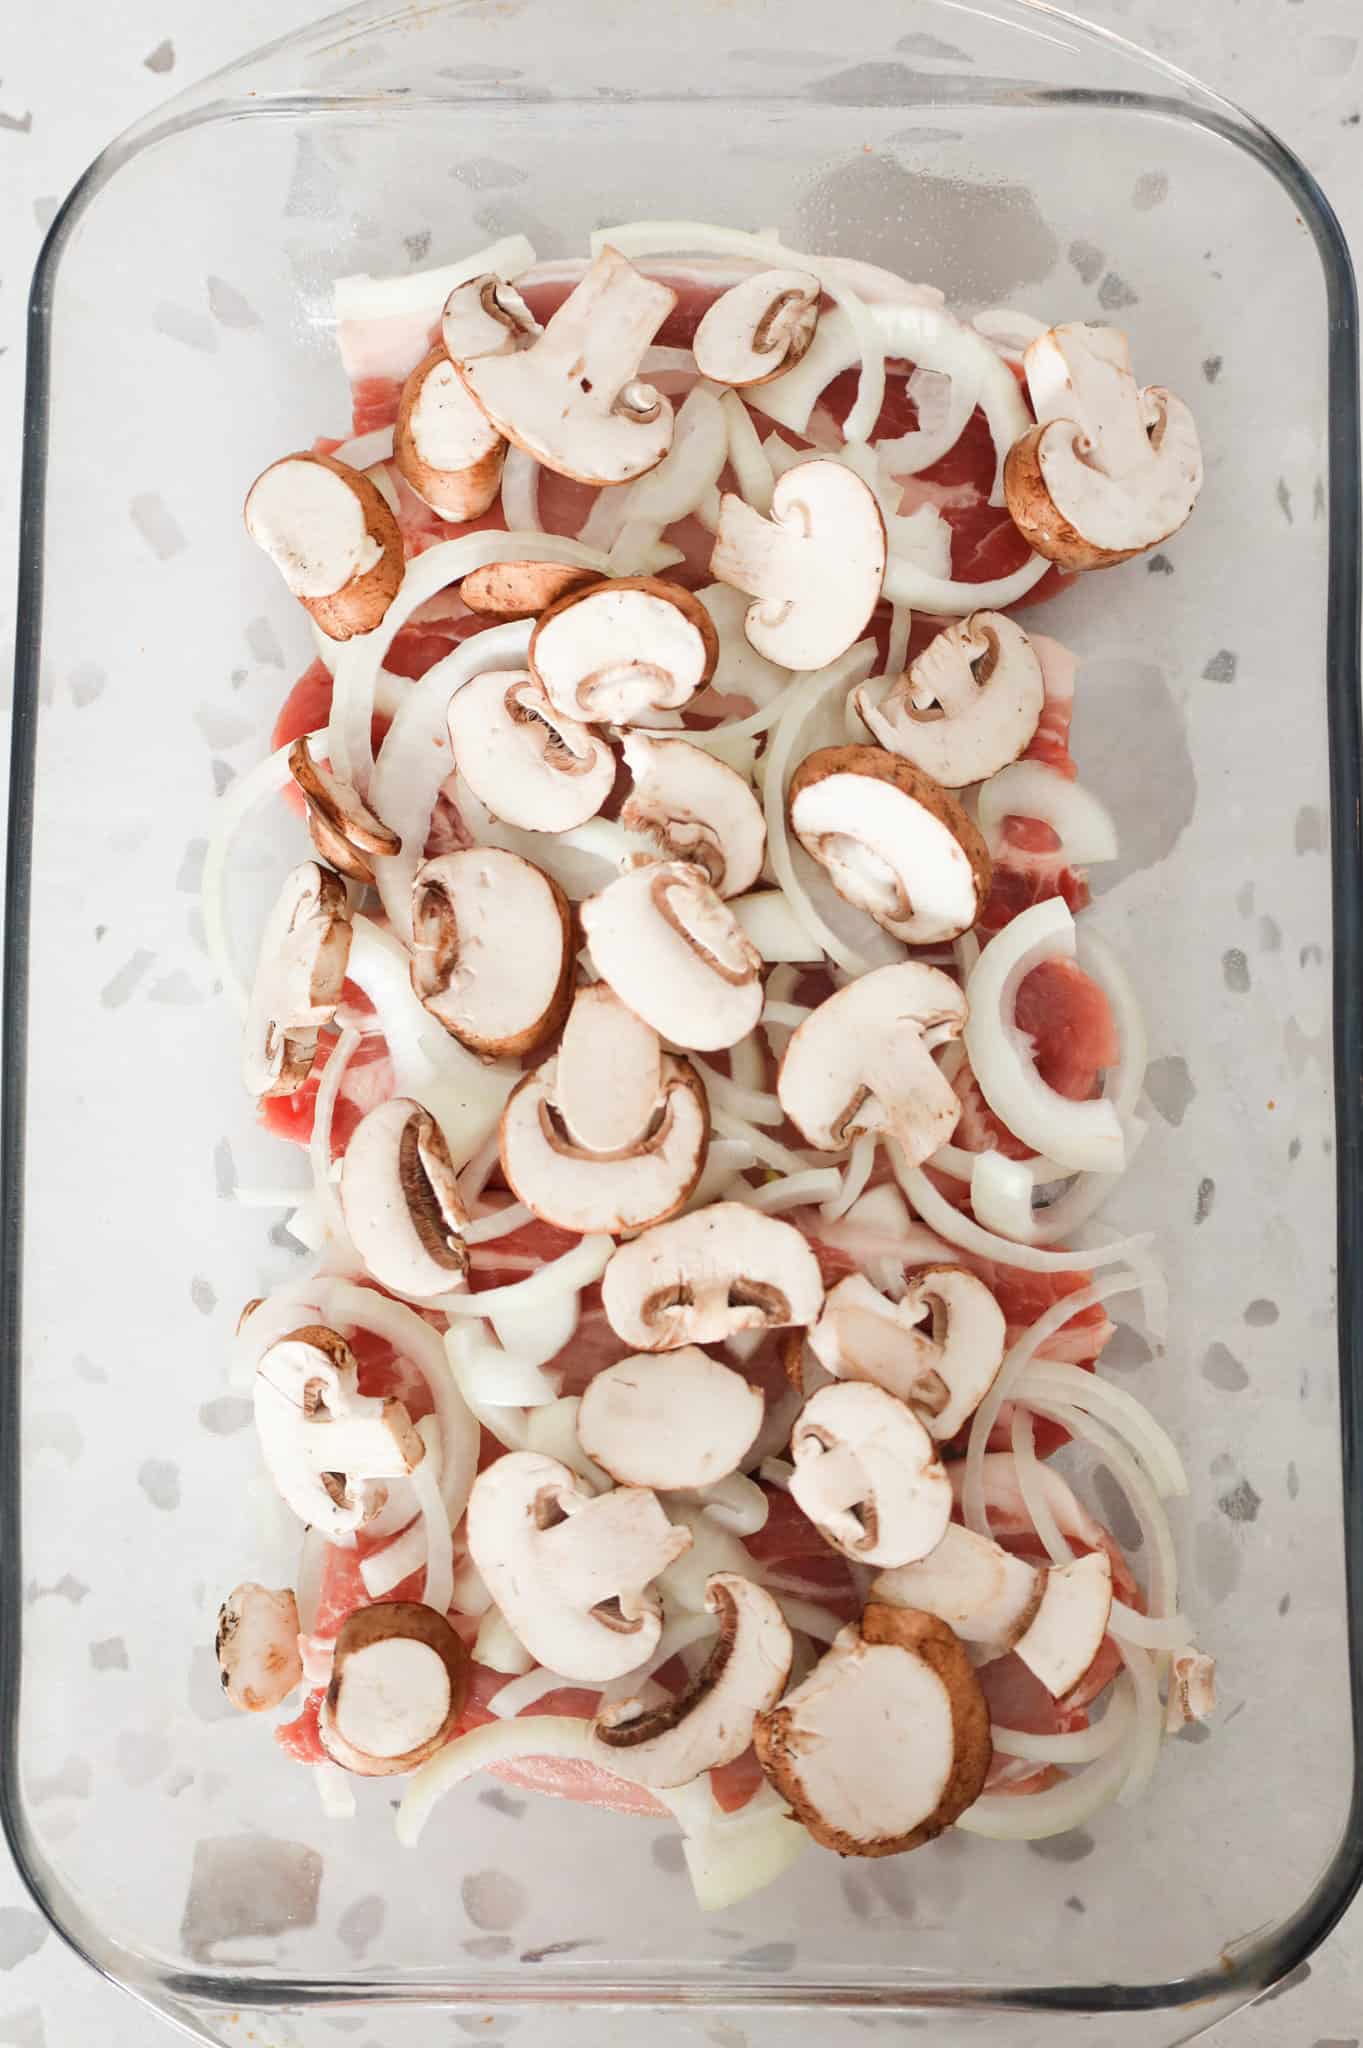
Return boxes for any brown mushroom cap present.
[393,346,507,523]
[216,1583,303,1713]
[320,1602,470,1777]
[754,1604,992,1856]
[788,745,991,946]
[245,451,403,642]
[460,560,598,621]
[288,739,401,886]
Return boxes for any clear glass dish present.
[4,2,1361,2043]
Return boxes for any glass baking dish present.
[4,1,1361,2042]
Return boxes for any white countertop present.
[2,2,1361,2043]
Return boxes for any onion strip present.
[896,1159,1153,1278]
[202,731,319,1015]
[309,1025,360,1244]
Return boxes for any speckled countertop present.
[2,2,1362,2044]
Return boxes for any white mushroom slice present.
[788,745,992,945]
[620,733,766,898]
[590,1574,792,1787]
[692,269,822,389]
[1013,1550,1113,1699]
[871,1526,1042,1652]
[410,848,572,1056]
[440,271,541,362]
[1004,323,1203,569]
[447,670,616,834]
[453,247,676,485]
[809,1267,1006,1442]
[529,577,718,724]
[245,452,403,640]
[288,738,401,885]
[754,1604,992,1855]
[789,1382,951,1568]
[394,348,507,521]
[710,458,887,671]
[465,1452,692,1683]
[777,962,967,1168]
[340,1096,470,1300]
[319,1603,469,1777]
[460,559,597,621]
[579,861,763,1052]
[1165,1646,1217,1733]
[499,988,709,1236]
[602,1201,824,1354]
[854,612,1046,789]
[576,1348,764,1490]
[253,1324,425,1537]
[215,1584,303,1712]
[242,860,352,1098]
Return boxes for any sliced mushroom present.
[215,1583,303,1712]
[579,860,764,1051]
[446,670,615,833]
[465,1452,692,1683]
[452,246,676,485]
[620,732,766,898]
[410,848,572,1055]
[710,458,886,671]
[809,1267,1006,1442]
[441,271,542,362]
[1004,323,1203,569]
[339,1096,470,1299]
[460,559,597,621]
[591,1574,792,1787]
[1013,1550,1113,1699]
[529,577,718,724]
[1165,1646,1217,1733]
[601,1201,824,1354]
[242,860,352,1098]
[576,1348,764,1491]
[394,347,507,521]
[245,451,403,640]
[754,1603,992,1856]
[788,746,991,945]
[854,612,1045,789]
[499,985,709,1235]
[288,738,401,885]
[871,1525,1042,1652]
[777,962,967,1168]
[319,1602,470,1777]
[693,269,822,389]
[789,1382,951,1568]
[253,1324,425,1537]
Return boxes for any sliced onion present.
[360,1518,426,1600]
[398,1717,644,1844]
[203,731,319,1015]
[1010,1406,1075,1566]
[441,1234,613,1317]
[334,235,537,328]
[487,1284,581,1375]
[684,1137,757,1211]
[664,1778,810,1912]
[972,306,1047,364]
[1115,1641,1164,1806]
[991,1687,1134,1765]
[681,1473,770,1537]
[1111,1603,1190,1650]
[369,617,532,944]
[731,891,823,964]
[407,1414,452,1616]
[878,363,976,479]
[720,391,775,514]
[454,1335,559,1409]
[897,1159,1153,1277]
[1019,1395,1180,1625]
[695,583,793,712]
[970,1151,1036,1242]
[592,221,886,444]
[689,1058,783,1126]
[978,763,1118,869]
[328,532,612,797]
[445,1326,532,1453]
[737,1169,844,1214]
[883,547,1050,614]
[711,1108,817,1177]
[1019,1361,1188,1498]
[309,1025,361,1244]
[488,1664,577,1719]
[963,901,1125,1174]
[295,1526,329,1637]
[759,1456,794,1492]
[820,1131,877,1223]
[331,426,396,469]
[463,1201,536,1246]
[608,383,728,574]
[961,1268,1145,1543]
[956,1676,1139,1839]
[761,1000,811,1031]
[233,1183,311,1208]
[771,1595,842,1644]
[475,1607,535,1677]
[884,602,913,683]
[500,448,542,531]
[315,1762,357,1820]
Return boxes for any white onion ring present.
[309,1024,361,1245]
[439,1234,613,1316]
[500,448,542,532]
[202,731,318,1015]
[1010,1405,1074,1565]
[963,900,1125,1175]
[978,763,1118,870]
[990,1686,1134,1764]
[736,1169,844,1214]
[1018,1360,1188,1498]
[720,391,775,514]
[896,1159,1154,1278]
[1016,1395,1180,1626]
[956,1676,1138,1839]
[607,383,728,574]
